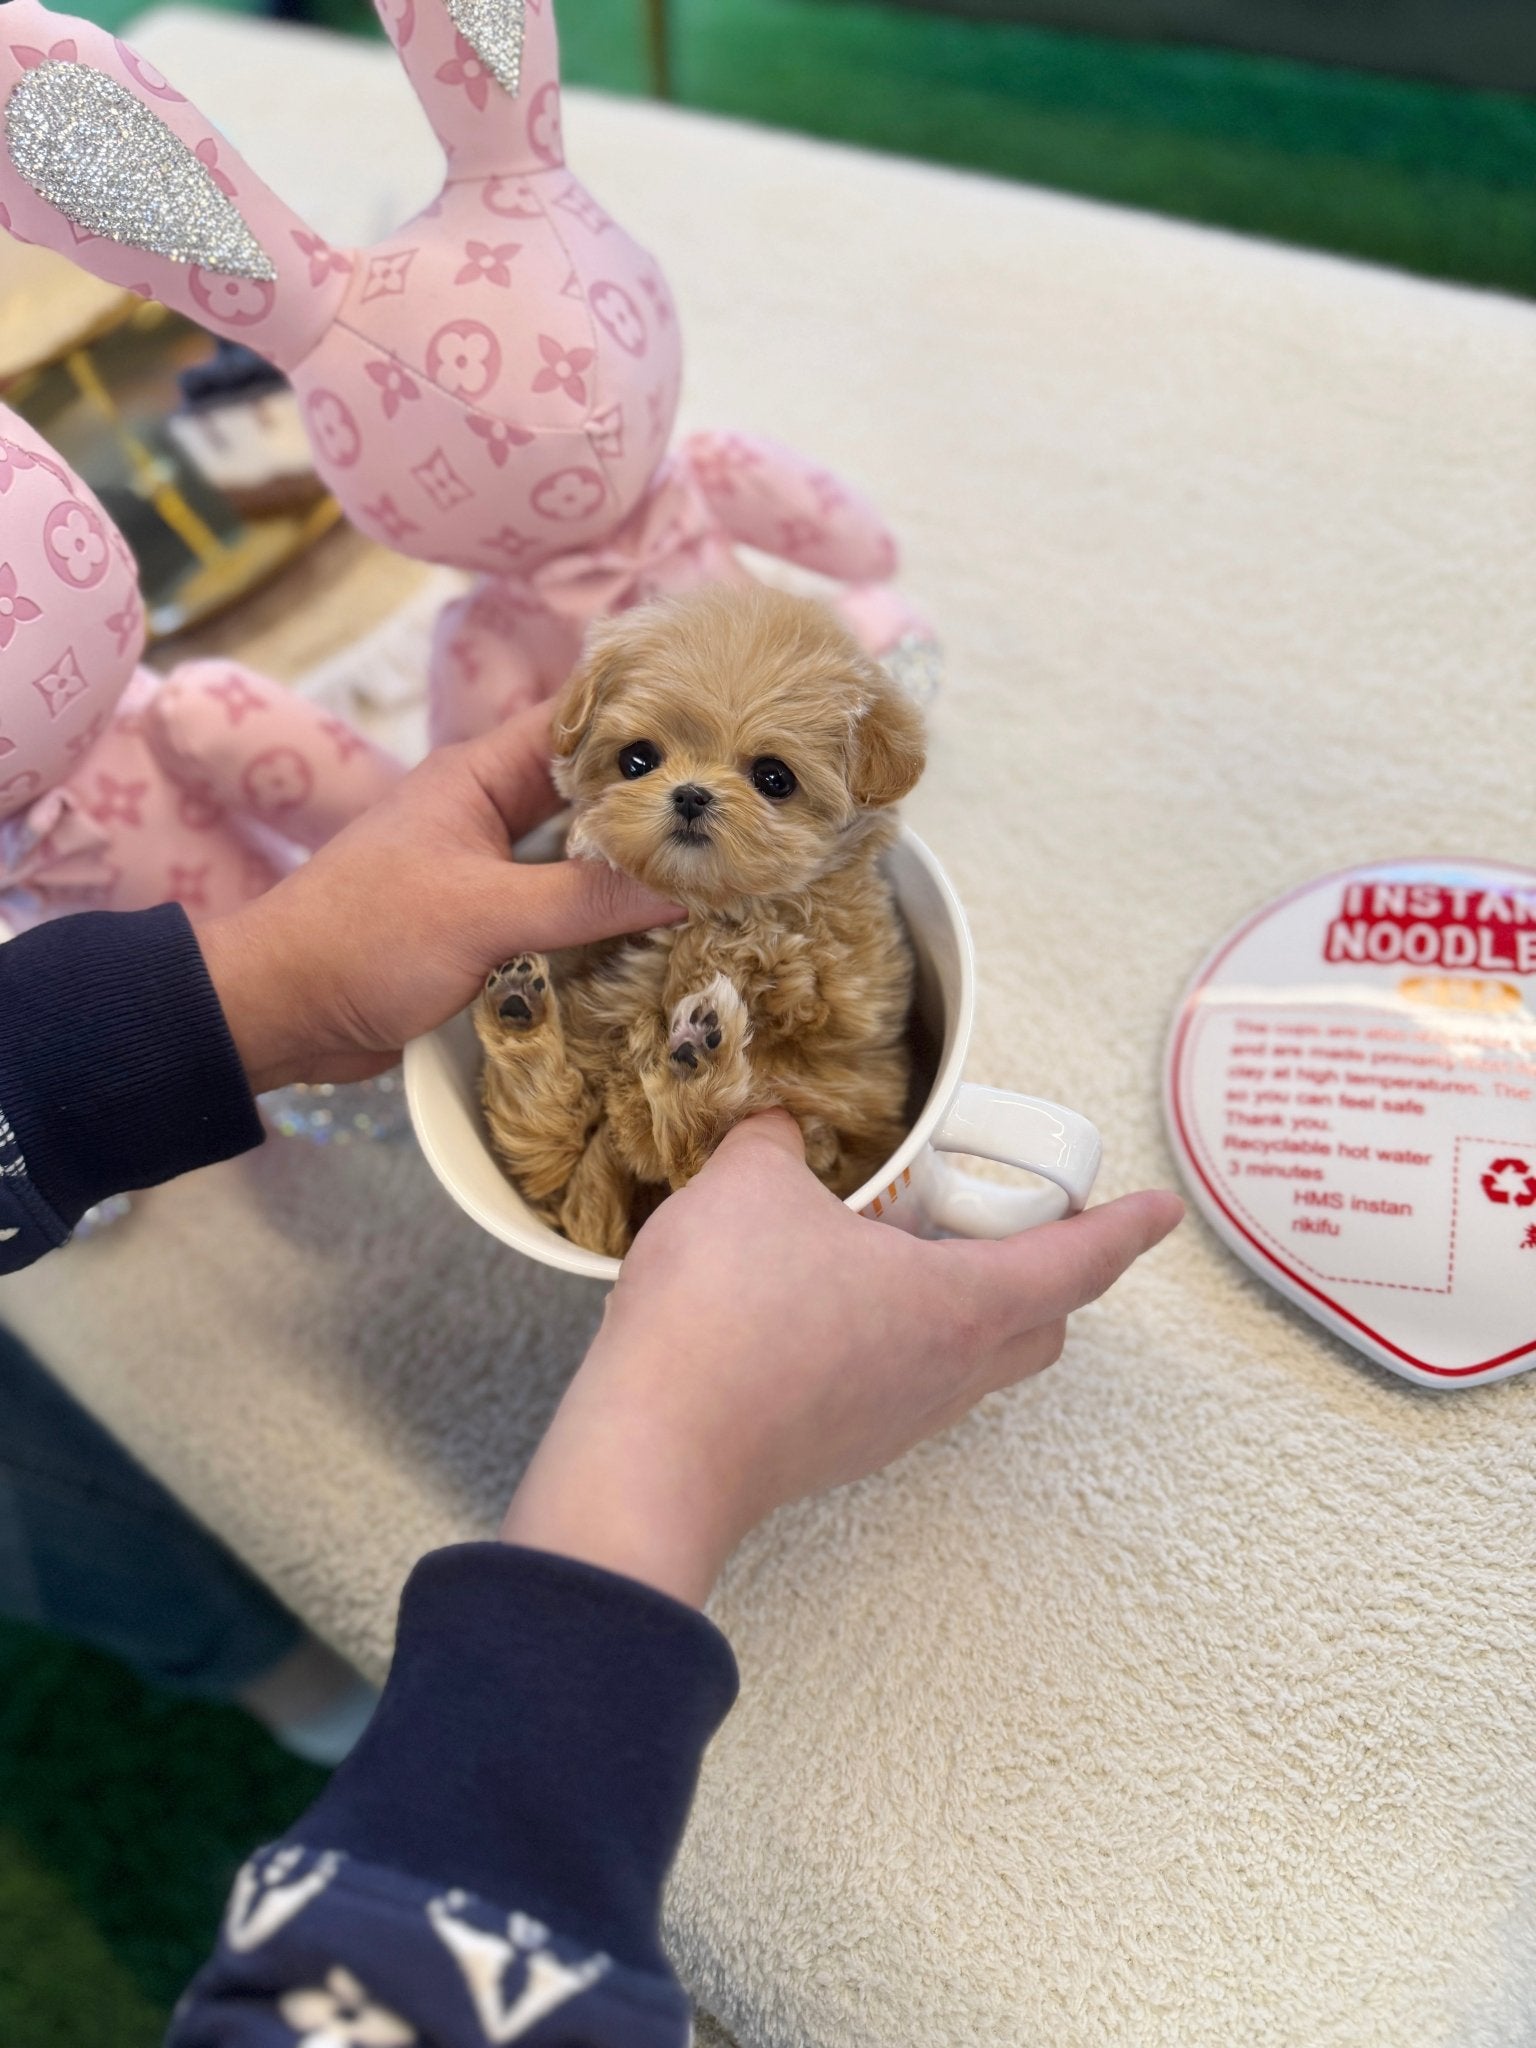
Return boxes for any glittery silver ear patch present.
[445,0,525,96]
[4,62,276,279]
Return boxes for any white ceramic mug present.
[404,827,1102,1280]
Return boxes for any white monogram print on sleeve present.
[426,1891,609,2042]
[279,1966,416,2048]
[224,1847,344,1954]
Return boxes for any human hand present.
[502,1113,1183,1605]
[198,703,680,1092]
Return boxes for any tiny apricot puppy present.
[475,584,927,1256]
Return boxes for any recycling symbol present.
[1480,1157,1536,1207]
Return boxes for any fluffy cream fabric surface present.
[5,13,1536,2045]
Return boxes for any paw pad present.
[688,1004,721,1040]
[485,955,549,1030]
[668,979,743,1074]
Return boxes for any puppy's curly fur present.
[475,584,926,1255]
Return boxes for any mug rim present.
[403,824,977,1281]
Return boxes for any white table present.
[5,14,1536,2045]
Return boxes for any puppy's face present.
[552,588,926,910]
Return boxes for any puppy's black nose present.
[671,784,714,822]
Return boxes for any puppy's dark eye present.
[750,756,797,801]
[618,740,662,780]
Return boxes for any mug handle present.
[923,1083,1103,1237]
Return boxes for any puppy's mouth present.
[668,821,713,848]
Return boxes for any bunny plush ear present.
[0,1,349,370]
[375,0,563,182]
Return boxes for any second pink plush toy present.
[0,403,402,928]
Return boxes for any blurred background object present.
[3,276,337,641]
[259,1073,413,1146]
[781,0,1536,93]
[614,0,1536,298]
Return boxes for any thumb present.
[949,1188,1185,1343]
[461,700,560,835]
[710,1108,808,1167]
[473,857,682,957]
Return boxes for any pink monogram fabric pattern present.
[4,669,283,918]
[0,404,403,926]
[0,408,141,820]
[0,0,930,751]
[145,661,404,851]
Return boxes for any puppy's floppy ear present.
[849,668,927,809]
[551,615,637,764]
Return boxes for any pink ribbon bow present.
[526,459,745,624]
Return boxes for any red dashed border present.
[1184,1008,1454,1294]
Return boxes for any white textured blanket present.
[5,14,1536,2046]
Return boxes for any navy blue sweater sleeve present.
[0,904,263,1270]
[171,1545,740,2046]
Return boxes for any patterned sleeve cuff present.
[0,1097,70,1273]
[286,1544,740,1981]
[170,1845,692,2048]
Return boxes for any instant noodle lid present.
[1164,859,1536,1389]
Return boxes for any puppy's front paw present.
[483,954,550,1031]
[668,974,747,1076]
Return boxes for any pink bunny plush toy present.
[0,401,402,931]
[0,0,934,747]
